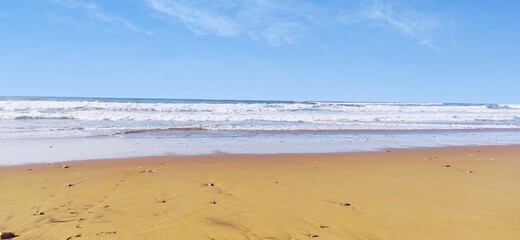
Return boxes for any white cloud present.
[47,0,448,48]
[48,0,140,32]
[146,0,317,46]
[148,0,240,37]
[147,0,446,48]
[338,0,443,49]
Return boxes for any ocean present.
[1,96,520,164]
[1,96,520,138]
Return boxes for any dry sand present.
[1,145,520,240]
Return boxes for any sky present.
[1,0,519,103]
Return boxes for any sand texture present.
[1,145,520,239]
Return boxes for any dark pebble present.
[0,232,17,239]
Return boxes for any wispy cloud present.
[147,0,446,48]
[48,0,141,32]
[46,0,448,48]
[338,0,443,50]
[146,0,318,46]
[147,0,240,37]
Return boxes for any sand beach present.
[1,145,519,239]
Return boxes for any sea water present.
[1,97,520,164]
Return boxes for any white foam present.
[1,99,520,138]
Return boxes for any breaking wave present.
[1,97,520,138]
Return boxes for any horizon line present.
[0,95,516,105]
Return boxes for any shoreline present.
[1,143,520,168]
[1,145,519,239]
[3,129,520,165]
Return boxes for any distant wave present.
[14,116,76,120]
[121,127,208,135]
[486,104,512,109]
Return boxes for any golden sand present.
[1,145,520,239]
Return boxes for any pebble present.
[63,165,70,169]
[342,202,351,207]
[0,232,16,239]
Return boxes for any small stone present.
[67,184,75,187]
[35,210,44,215]
[319,225,329,228]
[342,202,351,207]
[307,234,319,238]
[466,170,473,173]
[160,200,167,203]
[209,201,217,205]
[63,165,70,169]
[0,231,16,239]
[443,165,451,168]
[207,183,215,187]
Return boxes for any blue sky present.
[1,0,519,103]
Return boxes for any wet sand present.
[1,145,519,239]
